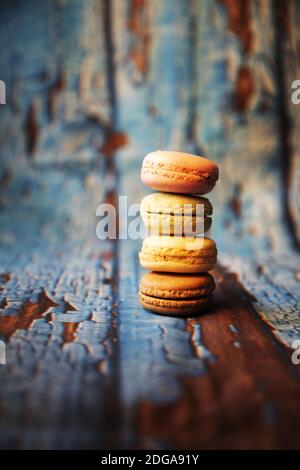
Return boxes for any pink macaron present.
[141,150,219,195]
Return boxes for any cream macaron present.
[140,192,212,235]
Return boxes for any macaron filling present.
[141,213,212,236]
[139,292,213,315]
[140,286,213,298]
[140,292,213,308]
[140,253,216,264]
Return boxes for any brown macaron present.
[139,272,215,316]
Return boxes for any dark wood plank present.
[137,266,300,450]
[273,0,300,249]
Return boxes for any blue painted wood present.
[116,0,300,349]
[114,0,300,449]
[0,0,300,450]
[0,0,120,449]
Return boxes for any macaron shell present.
[140,192,212,216]
[139,292,213,316]
[141,150,219,194]
[139,272,216,299]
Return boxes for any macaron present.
[139,236,217,273]
[139,272,215,316]
[141,150,219,195]
[140,192,212,235]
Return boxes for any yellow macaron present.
[140,192,212,236]
[139,236,217,273]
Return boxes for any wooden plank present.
[114,0,300,449]
[272,0,300,248]
[114,0,300,348]
[0,0,122,449]
[114,1,213,446]
[113,0,196,169]
[0,0,300,450]
[137,266,300,450]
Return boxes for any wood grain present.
[0,0,300,450]
[137,266,300,449]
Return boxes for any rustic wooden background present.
[0,0,300,449]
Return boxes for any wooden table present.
[0,0,300,449]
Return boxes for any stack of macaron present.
[139,150,219,316]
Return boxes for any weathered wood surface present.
[0,0,300,449]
